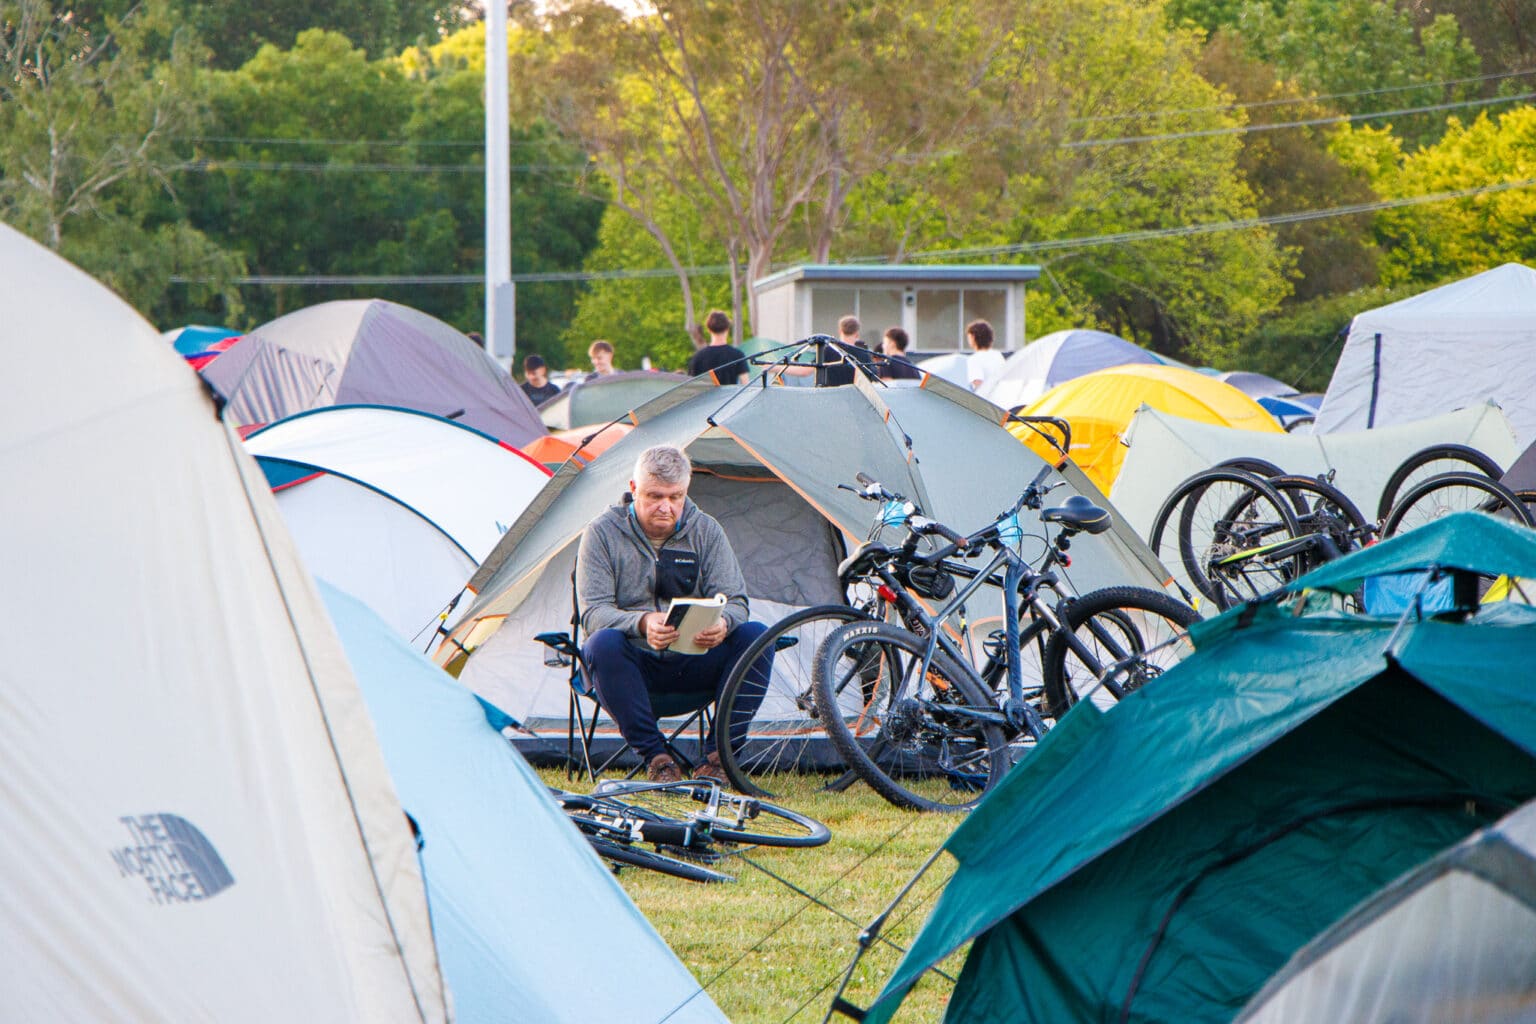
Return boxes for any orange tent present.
[520,422,632,468]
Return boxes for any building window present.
[962,290,1007,336]
[915,290,963,350]
[811,288,858,333]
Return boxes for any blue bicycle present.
[811,466,1198,811]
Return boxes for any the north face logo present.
[110,814,235,904]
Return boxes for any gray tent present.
[435,373,1174,730]
[1238,796,1536,1024]
[204,299,545,445]
[538,370,689,430]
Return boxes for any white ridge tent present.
[1315,263,1536,446]
[246,405,551,640]
[1109,403,1520,539]
[0,222,447,1020]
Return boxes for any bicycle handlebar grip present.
[931,522,970,550]
[855,471,876,488]
[636,820,696,847]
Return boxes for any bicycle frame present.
[845,475,1142,737]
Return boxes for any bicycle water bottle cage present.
[897,562,955,600]
[1042,495,1112,535]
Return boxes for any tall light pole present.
[484,0,515,362]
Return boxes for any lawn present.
[538,769,970,1023]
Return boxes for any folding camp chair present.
[535,574,714,782]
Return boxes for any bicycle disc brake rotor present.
[884,697,928,749]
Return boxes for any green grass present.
[539,769,970,1023]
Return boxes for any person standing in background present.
[877,326,922,381]
[587,340,617,380]
[686,310,749,384]
[520,354,562,405]
[965,319,1006,393]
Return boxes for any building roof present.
[752,263,1041,293]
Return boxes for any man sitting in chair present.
[578,444,771,785]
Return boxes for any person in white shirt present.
[965,319,1006,392]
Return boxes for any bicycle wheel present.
[1381,471,1535,538]
[715,605,875,797]
[1214,457,1286,477]
[595,781,831,848]
[1375,444,1504,522]
[1266,475,1370,569]
[1041,586,1199,719]
[812,620,1009,813]
[585,836,735,884]
[1149,468,1301,611]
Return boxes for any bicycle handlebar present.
[847,461,1062,559]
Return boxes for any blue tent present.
[319,582,727,1024]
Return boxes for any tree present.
[164,0,466,70]
[171,28,603,347]
[1233,0,1480,148]
[0,0,244,321]
[1333,106,1536,285]
[529,0,982,341]
[888,0,1292,362]
[1198,31,1382,302]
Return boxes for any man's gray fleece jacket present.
[576,498,750,648]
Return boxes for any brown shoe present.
[647,753,682,784]
[692,751,730,789]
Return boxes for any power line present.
[1066,90,1536,149]
[169,176,1536,287]
[906,177,1536,260]
[171,158,585,174]
[1073,66,1536,123]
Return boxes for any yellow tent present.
[1010,363,1283,492]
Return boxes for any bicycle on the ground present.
[809,465,1199,812]
[553,777,831,883]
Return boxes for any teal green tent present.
[861,513,1536,1024]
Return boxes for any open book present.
[663,593,727,655]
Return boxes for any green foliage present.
[1229,280,1422,390]
[1198,32,1382,303]
[165,0,465,70]
[565,207,732,373]
[170,29,603,345]
[1334,106,1536,286]
[1234,0,1480,147]
[0,0,245,317]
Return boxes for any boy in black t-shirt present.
[687,310,748,384]
[877,326,923,380]
[520,354,562,405]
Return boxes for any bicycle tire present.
[1149,468,1301,611]
[811,620,1009,813]
[1041,586,1199,719]
[1375,444,1504,522]
[1266,475,1371,568]
[1381,471,1535,538]
[716,604,872,798]
[585,835,735,884]
[596,781,832,848]
[1213,457,1287,477]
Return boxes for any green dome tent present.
[859,513,1536,1024]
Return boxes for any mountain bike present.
[810,465,1198,812]
[553,778,830,883]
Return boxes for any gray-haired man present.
[576,444,771,784]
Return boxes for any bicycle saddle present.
[1042,494,1112,535]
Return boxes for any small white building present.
[751,264,1040,353]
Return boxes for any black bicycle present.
[554,778,831,883]
[810,466,1198,812]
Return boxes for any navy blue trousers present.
[583,622,771,762]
